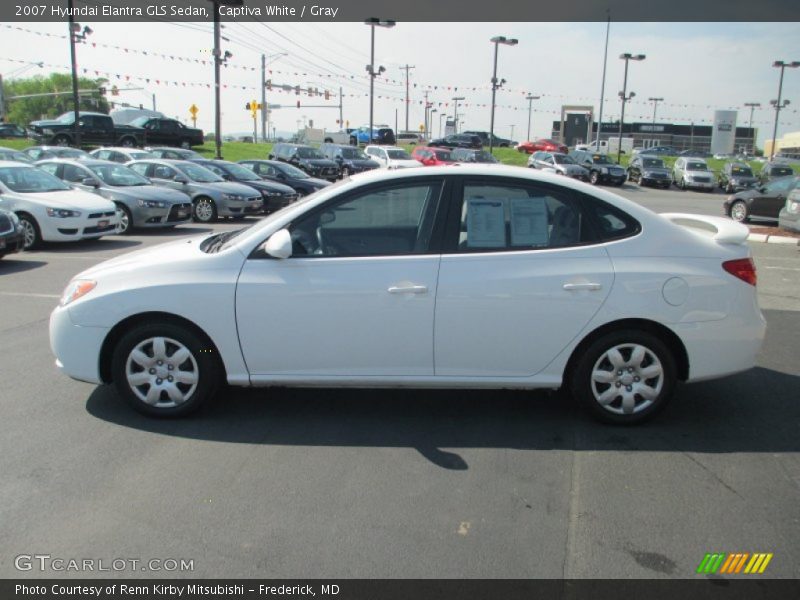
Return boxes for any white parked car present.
[364,145,422,170]
[672,157,716,191]
[0,161,118,249]
[50,165,765,424]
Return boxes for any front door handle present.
[388,285,428,294]
[563,282,602,291]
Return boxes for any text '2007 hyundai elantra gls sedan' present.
[50,165,766,424]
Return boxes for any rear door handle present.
[563,282,602,291]
[388,285,428,294]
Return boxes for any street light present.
[769,60,800,160]
[525,94,540,142]
[429,108,437,140]
[743,102,761,154]
[439,112,446,137]
[67,0,92,148]
[262,51,287,143]
[452,96,465,133]
[617,52,646,163]
[365,18,396,144]
[489,35,518,153]
[648,97,663,127]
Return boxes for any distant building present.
[765,130,800,157]
[552,120,756,153]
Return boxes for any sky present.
[1,21,799,146]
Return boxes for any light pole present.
[743,102,760,154]
[489,35,518,153]
[365,18,395,145]
[439,112,446,137]
[617,52,646,163]
[67,0,92,148]
[262,52,287,143]
[400,64,415,133]
[452,96,464,133]
[429,108,437,140]
[648,97,663,127]
[769,61,799,160]
[525,94,540,142]
[509,124,515,141]
[596,12,611,150]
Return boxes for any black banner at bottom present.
[4,579,800,600]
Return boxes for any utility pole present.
[525,94,540,141]
[67,0,82,147]
[339,86,343,129]
[769,61,800,160]
[212,1,222,158]
[744,102,760,154]
[648,97,663,127]
[452,96,464,133]
[401,64,415,133]
[0,74,6,122]
[152,94,157,111]
[596,11,610,149]
[261,54,266,143]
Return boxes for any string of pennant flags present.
[4,56,796,127]
[4,23,797,119]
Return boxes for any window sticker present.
[466,197,506,247]
[510,197,549,246]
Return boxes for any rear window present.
[583,199,641,242]
[772,167,794,177]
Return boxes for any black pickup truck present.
[28,111,144,147]
[128,117,204,148]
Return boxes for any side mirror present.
[174,174,189,184]
[263,228,292,259]
[81,177,100,187]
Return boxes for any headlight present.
[60,279,96,307]
[46,207,81,218]
[42,128,54,135]
[262,190,282,197]
[600,167,609,174]
[137,199,166,208]
[788,200,799,214]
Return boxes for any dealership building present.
[552,109,756,153]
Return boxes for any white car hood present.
[23,189,116,211]
[388,159,423,168]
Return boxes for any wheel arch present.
[563,318,690,385]
[99,311,226,384]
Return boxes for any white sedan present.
[50,165,766,424]
[0,161,118,249]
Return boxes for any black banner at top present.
[1,0,798,22]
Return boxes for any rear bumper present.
[778,208,800,232]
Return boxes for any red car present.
[412,146,456,166]
[516,139,568,154]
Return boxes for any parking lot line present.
[0,291,60,299]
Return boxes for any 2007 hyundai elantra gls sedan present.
[50,165,766,424]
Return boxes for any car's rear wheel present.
[589,171,600,185]
[730,200,749,223]
[349,137,358,146]
[193,197,217,222]
[53,134,71,147]
[18,213,41,249]
[180,139,192,149]
[119,137,136,148]
[571,330,676,425]
[112,322,221,417]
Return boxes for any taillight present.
[722,257,757,286]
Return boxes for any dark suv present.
[449,148,499,163]
[319,143,380,178]
[463,131,513,148]
[269,143,339,181]
[759,161,794,184]
[428,134,482,149]
[568,150,626,186]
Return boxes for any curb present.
[747,233,800,246]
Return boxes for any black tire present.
[324,138,333,143]
[18,213,41,250]
[119,137,136,148]
[589,170,600,185]
[192,196,217,223]
[180,139,192,149]
[114,203,134,235]
[570,329,677,425]
[729,200,749,223]
[53,134,71,147]
[111,321,221,417]
[680,177,687,190]
[349,137,358,146]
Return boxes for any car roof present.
[0,160,33,168]
[37,158,114,167]
[91,147,148,153]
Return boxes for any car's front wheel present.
[589,171,600,185]
[729,200,750,223]
[111,322,221,417]
[193,197,217,222]
[571,329,676,424]
[115,203,133,235]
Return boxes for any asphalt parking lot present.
[1,185,798,579]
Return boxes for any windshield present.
[222,163,261,181]
[0,166,71,193]
[90,163,150,186]
[55,148,89,158]
[129,117,150,127]
[730,166,753,177]
[0,151,32,163]
[592,154,615,165]
[643,158,665,168]
[277,163,309,178]
[296,147,325,159]
[554,155,576,165]
[387,149,411,159]
[687,162,707,171]
[55,112,76,124]
[772,167,793,177]
[339,148,368,159]
[179,163,224,183]
[127,151,154,160]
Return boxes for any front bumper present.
[262,194,298,214]
[685,178,715,190]
[778,208,800,232]
[49,305,108,384]
[0,228,25,255]
[131,203,192,228]
[39,212,119,242]
[218,197,264,217]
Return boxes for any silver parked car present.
[89,147,155,164]
[672,157,715,192]
[37,159,193,234]
[528,151,589,181]
[127,159,263,222]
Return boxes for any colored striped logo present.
[696,553,773,574]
